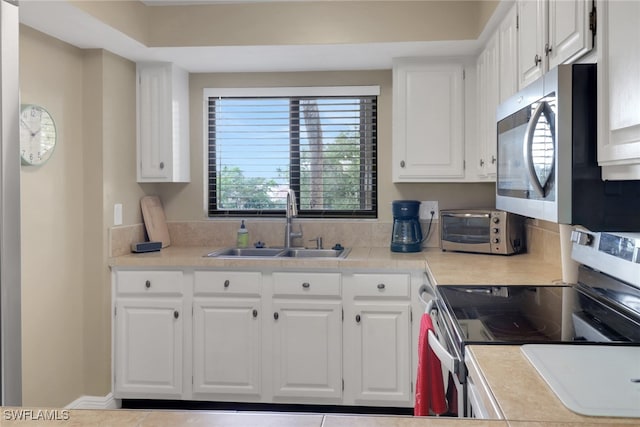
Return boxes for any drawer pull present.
[145,280,151,289]
[174,310,179,319]
[274,312,279,320]
[356,314,361,323]
[253,309,258,318]
[302,282,311,289]
[224,280,230,288]
[377,283,385,290]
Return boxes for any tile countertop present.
[467,346,640,425]
[0,409,512,426]
[109,246,430,270]
[423,249,563,286]
[109,246,563,286]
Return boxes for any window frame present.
[203,86,380,219]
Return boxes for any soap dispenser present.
[236,220,249,248]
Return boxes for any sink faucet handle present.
[291,224,303,238]
[287,189,298,217]
[308,237,323,249]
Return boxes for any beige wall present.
[74,1,496,48]
[20,26,86,407]
[157,70,495,222]
[20,27,142,406]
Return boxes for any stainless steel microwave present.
[495,64,640,232]
[440,209,525,255]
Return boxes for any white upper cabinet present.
[392,60,465,182]
[498,4,519,103]
[597,0,640,179]
[476,33,499,178]
[475,4,518,179]
[517,0,594,89]
[547,0,593,68]
[136,62,190,183]
[517,0,547,88]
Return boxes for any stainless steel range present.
[423,230,640,418]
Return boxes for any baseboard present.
[66,393,120,410]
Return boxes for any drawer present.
[194,270,261,295]
[116,270,183,295]
[350,273,410,297]
[273,272,341,297]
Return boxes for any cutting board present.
[140,195,170,248]
[521,344,640,417]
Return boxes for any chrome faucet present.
[284,188,303,248]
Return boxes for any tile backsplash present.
[110,217,560,268]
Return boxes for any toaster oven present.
[440,209,525,255]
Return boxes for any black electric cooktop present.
[436,283,640,346]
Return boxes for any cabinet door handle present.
[377,283,385,290]
[159,161,165,170]
[534,54,541,66]
[545,43,553,56]
[224,279,230,288]
[302,282,310,289]
[356,314,361,323]
[491,155,496,164]
[145,280,151,288]
[253,309,258,318]
[274,312,279,320]
[174,310,179,319]
[479,159,484,167]
[400,160,406,168]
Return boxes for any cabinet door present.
[272,300,342,401]
[392,61,465,182]
[476,34,499,178]
[351,303,412,405]
[136,62,190,183]
[137,64,172,181]
[498,4,519,103]
[548,0,593,69]
[192,297,262,398]
[114,298,183,398]
[517,0,547,89]
[597,0,640,179]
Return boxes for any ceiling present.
[19,1,501,73]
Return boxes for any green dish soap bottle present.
[237,220,249,248]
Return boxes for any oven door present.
[420,286,465,417]
[440,211,491,253]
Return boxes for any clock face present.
[20,104,57,166]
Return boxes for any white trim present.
[203,85,380,98]
[65,393,120,410]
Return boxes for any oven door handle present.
[428,329,457,373]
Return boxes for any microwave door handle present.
[523,101,547,198]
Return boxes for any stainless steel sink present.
[280,248,351,259]
[205,247,285,258]
[204,247,350,259]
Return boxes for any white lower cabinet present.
[112,268,419,408]
[192,271,262,400]
[271,300,342,401]
[113,270,185,399]
[271,272,342,402]
[343,273,413,407]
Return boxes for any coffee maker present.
[390,200,423,252]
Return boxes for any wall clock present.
[19,104,57,166]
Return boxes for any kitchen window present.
[204,86,378,218]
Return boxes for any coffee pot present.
[390,200,423,253]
